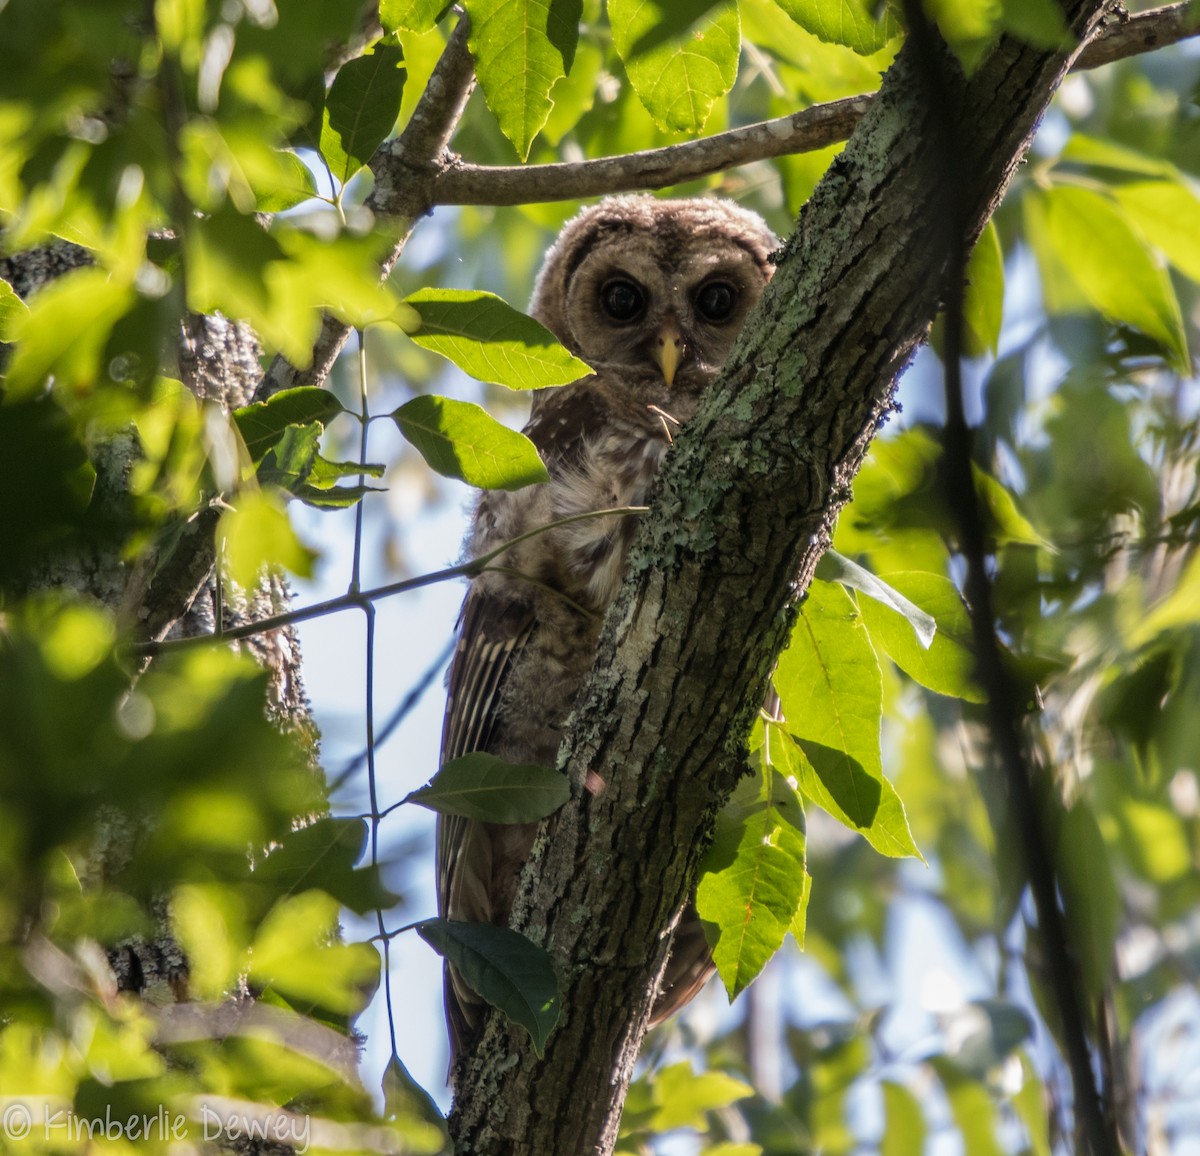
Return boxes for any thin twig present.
[126,505,648,658]
[429,2,1197,207]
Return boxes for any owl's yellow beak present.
[652,323,685,386]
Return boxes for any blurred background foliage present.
[0,0,1198,1152]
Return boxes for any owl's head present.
[530,195,777,395]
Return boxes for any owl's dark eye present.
[600,279,646,323]
[695,281,738,323]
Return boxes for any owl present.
[437,195,778,1070]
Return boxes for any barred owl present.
[438,194,777,1069]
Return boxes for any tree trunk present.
[447,4,1108,1153]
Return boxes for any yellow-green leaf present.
[391,394,550,490]
[609,0,740,134]
[464,0,581,159]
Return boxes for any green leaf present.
[406,752,569,822]
[881,1082,926,1156]
[0,396,95,591]
[791,737,880,829]
[1114,180,1200,283]
[857,571,985,702]
[256,817,401,914]
[416,918,560,1055]
[254,150,319,212]
[382,1054,449,1151]
[0,276,28,334]
[391,394,550,490]
[463,0,581,159]
[1059,133,1178,178]
[774,580,884,820]
[772,582,921,858]
[609,0,740,134]
[963,219,1004,357]
[320,35,406,185]
[816,550,936,648]
[697,759,808,998]
[1012,1055,1052,1156]
[1056,801,1119,1003]
[403,288,591,388]
[1000,0,1073,49]
[380,0,449,33]
[233,387,347,462]
[971,463,1050,548]
[1,266,134,400]
[249,890,381,1014]
[643,1062,753,1132]
[932,1057,1005,1156]
[772,0,901,55]
[1039,184,1189,369]
[218,489,318,586]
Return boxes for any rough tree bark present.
[446,2,1111,1152]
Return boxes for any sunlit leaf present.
[816,550,936,648]
[1038,184,1189,369]
[391,394,550,490]
[643,1062,753,1132]
[1059,133,1178,177]
[249,890,381,1014]
[1114,180,1200,283]
[2,267,134,399]
[963,219,1004,357]
[609,0,740,134]
[932,1057,1005,1156]
[320,35,406,185]
[857,571,985,702]
[218,489,318,585]
[416,918,560,1055]
[772,0,901,55]
[1000,0,1072,48]
[774,580,884,823]
[463,0,581,159]
[0,276,28,333]
[403,288,591,388]
[407,753,569,822]
[697,758,808,998]
[380,0,449,32]
[171,882,248,999]
[881,1082,926,1156]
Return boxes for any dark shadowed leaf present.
[416,918,560,1054]
[256,817,401,914]
[321,36,407,185]
[233,388,347,462]
[406,753,569,822]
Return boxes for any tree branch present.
[250,14,477,402]
[431,2,1197,207]
[446,0,1115,1152]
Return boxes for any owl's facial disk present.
[563,235,770,392]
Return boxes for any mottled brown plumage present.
[438,195,777,1069]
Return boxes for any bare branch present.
[434,96,871,205]
[431,1,1198,207]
